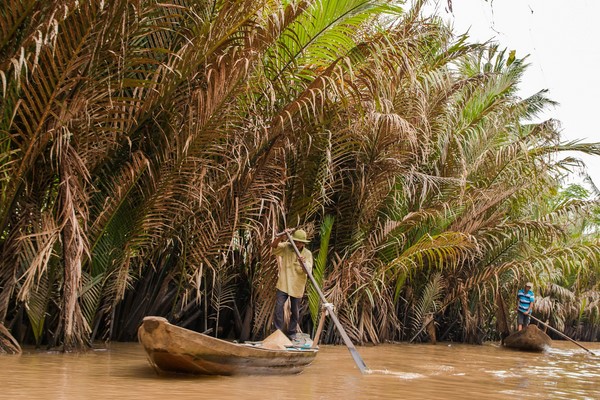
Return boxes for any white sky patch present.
[418,0,600,190]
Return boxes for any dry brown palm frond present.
[546,283,577,303]
[534,296,555,316]
[0,1,81,93]
[55,133,92,349]
[251,244,279,339]
[543,198,599,225]
[529,243,600,277]
[579,290,600,324]
[87,0,298,328]
[88,152,150,240]
[15,212,60,302]
[1,1,105,233]
[0,166,54,318]
[208,266,238,339]
[428,260,524,330]
[0,323,21,354]
[476,220,567,266]
[449,185,521,234]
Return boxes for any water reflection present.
[1,340,599,399]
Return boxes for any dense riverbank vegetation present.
[1,0,599,350]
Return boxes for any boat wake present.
[364,369,426,379]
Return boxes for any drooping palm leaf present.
[308,214,334,325]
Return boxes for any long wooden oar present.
[529,315,597,355]
[284,230,369,374]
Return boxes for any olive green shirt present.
[273,242,313,298]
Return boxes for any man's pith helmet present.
[291,229,310,243]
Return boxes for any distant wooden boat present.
[503,324,552,352]
[138,316,318,375]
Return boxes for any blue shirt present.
[518,289,535,313]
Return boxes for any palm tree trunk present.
[495,291,510,338]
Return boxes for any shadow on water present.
[1,341,600,399]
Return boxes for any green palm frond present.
[269,0,399,78]
[476,220,566,260]
[79,271,104,331]
[388,231,478,274]
[410,272,444,333]
[24,271,52,346]
[308,214,334,325]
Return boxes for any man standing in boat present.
[517,282,535,331]
[271,228,313,338]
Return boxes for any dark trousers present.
[274,289,300,336]
[517,311,531,327]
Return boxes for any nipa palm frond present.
[308,214,334,325]
[410,272,445,333]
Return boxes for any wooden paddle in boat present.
[284,230,370,374]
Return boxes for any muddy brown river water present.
[1,340,599,399]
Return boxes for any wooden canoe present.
[138,316,318,375]
[503,324,552,352]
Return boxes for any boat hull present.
[503,324,552,352]
[138,316,317,375]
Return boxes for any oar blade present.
[326,306,369,374]
[349,348,369,374]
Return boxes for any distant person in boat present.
[271,228,314,338]
[517,282,535,331]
